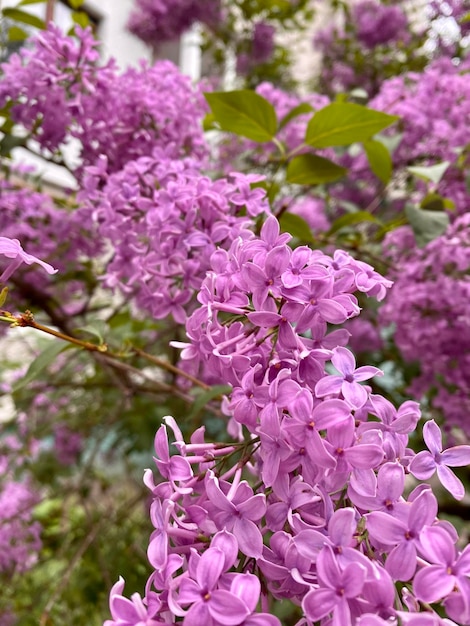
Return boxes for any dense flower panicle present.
[0,480,42,574]
[127,0,221,46]
[0,177,98,314]
[0,26,208,177]
[352,1,409,49]
[370,59,470,214]
[84,153,269,322]
[380,215,470,433]
[107,213,470,626]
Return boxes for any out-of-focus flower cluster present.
[0,25,208,177]
[83,152,269,322]
[381,214,470,434]
[127,0,222,46]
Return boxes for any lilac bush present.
[0,3,469,625]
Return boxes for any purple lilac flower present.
[315,346,383,409]
[0,237,57,282]
[410,419,470,500]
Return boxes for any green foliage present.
[12,341,72,392]
[405,204,450,247]
[204,91,277,142]
[1,7,45,29]
[363,139,393,184]
[279,212,314,243]
[286,153,347,184]
[305,102,398,148]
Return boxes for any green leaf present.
[13,341,72,392]
[327,211,382,235]
[187,385,232,420]
[405,205,450,247]
[1,134,28,156]
[286,154,347,185]
[0,287,8,308]
[8,26,28,41]
[18,0,47,5]
[202,112,217,131]
[279,212,314,243]
[305,102,398,148]
[69,0,85,8]
[204,91,277,142]
[278,102,314,130]
[2,8,46,29]
[407,162,450,185]
[71,10,89,27]
[74,321,108,345]
[420,192,454,212]
[363,139,393,184]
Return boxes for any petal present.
[183,601,212,626]
[238,493,267,521]
[437,464,465,500]
[196,548,225,591]
[414,565,454,603]
[366,511,406,545]
[442,445,470,467]
[331,347,356,377]
[317,545,342,589]
[342,561,366,596]
[208,590,250,625]
[328,508,356,547]
[418,526,455,565]
[302,588,337,622]
[315,375,344,398]
[353,366,383,382]
[422,420,442,456]
[409,490,438,531]
[313,398,351,429]
[230,573,260,613]
[385,541,417,581]
[234,518,264,559]
[345,444,384,469]
[378,463,405,501]
[179,578,203,605]
[342,380,368,409]
[211,530,239,571]
[409,451,436,480]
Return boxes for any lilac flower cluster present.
[0,431,42,577]
[0,479,42,574]
[236,22,276,77]
[127,0,221,47]
[312,1,413,97]
[0,177,90,276]
[370,57,470,214]
[0,25,208,176]
[381,215,470,434]
[352,1,409,49]
[83,152,269,322]
[106,216,470,625]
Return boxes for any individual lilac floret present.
[414,525,470,604]
[175,546,250,625]
[409,420,470,500]
[0,237,57,283]
[302,545,366,625]
[104,576,163,626]
[366,489,438,581]
[315,346,383,409]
